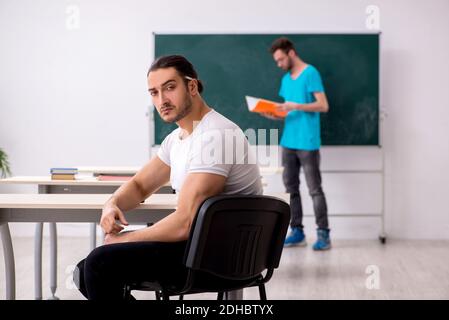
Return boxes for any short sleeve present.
[306,67,325,93]
[156,134,172,166]
[187,129,232,177]
[278,76,286,99]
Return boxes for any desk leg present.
[49,222,59,300]
[1,223,15,300]
[37,185,59,300]
[90,223,97,251]
[34,223,43,300]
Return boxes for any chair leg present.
[259,284,267,300]
[217,292,224,300]
[162,290,170,300]
[123,285,131,300]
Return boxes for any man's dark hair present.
[147,55,204,93]
[269,37,296,55]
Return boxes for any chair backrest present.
[184,195,290,281]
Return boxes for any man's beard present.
[164,96,193,123]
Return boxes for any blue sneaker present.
[313,228,331,251]
[284,227,307,247]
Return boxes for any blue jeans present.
[282,147,328,229]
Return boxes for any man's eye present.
[150,91,157,96]
[167,85,175,90]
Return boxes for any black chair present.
[123,195,290,300]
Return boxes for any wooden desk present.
[0,193,177,300]
[0,176,174,300]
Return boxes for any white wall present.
[1,0,448,239]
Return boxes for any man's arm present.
[276,92,329,113]
[100,156,170,234]
[104,172,226,244]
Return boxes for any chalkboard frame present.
[151,32,381,147]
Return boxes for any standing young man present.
[74,55,263,299]
[266,37,331,250]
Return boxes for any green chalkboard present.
[153,34,379,146]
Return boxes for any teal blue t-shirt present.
[279,64,324,150]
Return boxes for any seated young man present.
[74,55,263,300]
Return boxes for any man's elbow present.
[321,103,329,113]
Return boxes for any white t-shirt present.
[157,109,263,195]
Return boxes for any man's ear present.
[189,79,199,96]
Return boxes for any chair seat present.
[129,271,263,296]
[187,271,263,294]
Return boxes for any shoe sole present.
[284,241,307,248]
[313,244,331,251]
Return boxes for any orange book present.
[245,96,287,118]
[51,174,76,180]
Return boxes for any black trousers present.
[74,240,188,300]
[282,147,329,230]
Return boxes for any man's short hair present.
[269,37,296,55]
[147,55,204,93]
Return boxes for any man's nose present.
[158,92,169,106]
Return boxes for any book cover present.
[50,168,78,174]
[51,174,76,180]
[245,96,287,118]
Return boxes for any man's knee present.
[84,245,110,273]
[73,259,86,295]
[309,186,324,197]
[75,246,111,298]
[282,172,299,193]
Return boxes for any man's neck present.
[177,99,211,137]
[290,57,307,78]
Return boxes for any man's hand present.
[261,112,284,120]
[276,102,299,112]
[100,202,129,234]
[275,94,329,113]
